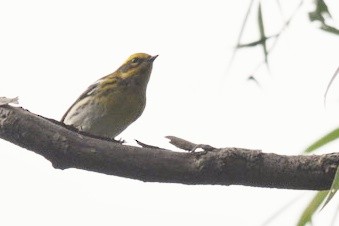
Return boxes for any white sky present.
[0,0,339,225]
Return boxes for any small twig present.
[249,0,304,77]
[135,140,162,149]
[165,136,216,152]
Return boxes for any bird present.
[61,53,158,139]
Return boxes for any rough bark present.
[0,105,338,190]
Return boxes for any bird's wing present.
[60,81,100,122]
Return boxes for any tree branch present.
[0,105,338,190]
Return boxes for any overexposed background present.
[0,1,339,225]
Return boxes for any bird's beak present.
[148,55,158,62]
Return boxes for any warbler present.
[61,53,158,139]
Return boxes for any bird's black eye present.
[131,57,140,64]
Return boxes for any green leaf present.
[321,24,339,36]
[308,0,339,36]
[317,0,332,18]
[236,35,277,48]
[321,167,339,210]
[227,0,254,73]
[304,127,339,153]
[257,2,269,66]
[297,167,339,226]
[297,191,328,226]
[308,0,331,23]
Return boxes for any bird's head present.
[118,53,158,84]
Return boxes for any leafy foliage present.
[304,127,339,153]
[309,0,339,35]
[230,0,338,79]
[297,191,328,226]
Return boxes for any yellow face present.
[118,53,158,80]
